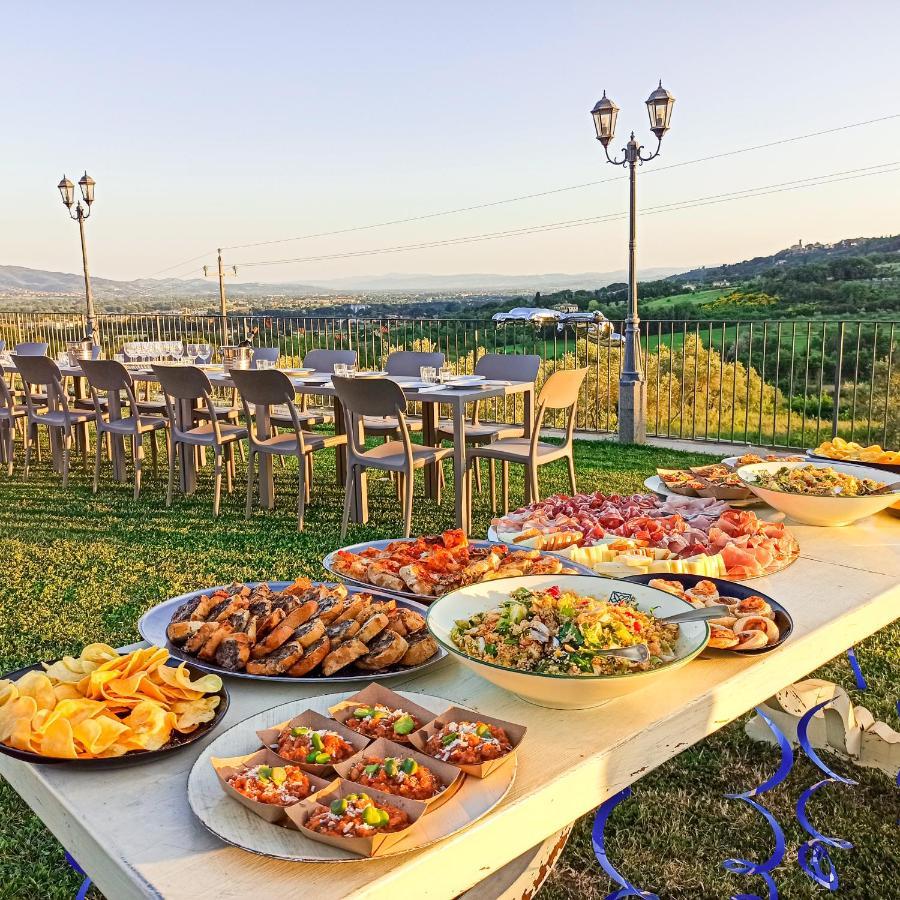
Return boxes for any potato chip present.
[73,716,130,755]
[0,680,18,707]
[152,664,223,697]
[39,716,79,759]
[14,672,58,711]
[0,696,38,743]
[172,696,220,733]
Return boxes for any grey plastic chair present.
[12,354,96,487]
[152,364,247,516]
[467,368,587,513]
[230,369,346,529]
[302,349,358,372]
[251,347,280,369]
[363,350,446,439]
[81,359,168,499]
[14,342,47,356]
[435,353,540,505]
[0,372,28,475]
[333,376,452,538]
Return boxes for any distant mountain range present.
[0,264,683,299]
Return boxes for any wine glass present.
[198,343,212,364]
[186,343,198,363]
[170,341,184,362]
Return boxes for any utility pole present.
[204,249,238,345]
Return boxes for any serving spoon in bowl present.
[590,644,651,664]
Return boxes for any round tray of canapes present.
[0,644,228,767]
[322,529,595,603]
[622,574,793,654]
[188,683,524,860]
[487,492,799,581]
[425,574,712,709]
[138,579,445,683]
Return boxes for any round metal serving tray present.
[138,582,446,684]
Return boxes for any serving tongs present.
[657,604,731,625]
[591,644,652,664]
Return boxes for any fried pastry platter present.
[322,529,594,603]
[188,683,525,860]
[139,579,445,683]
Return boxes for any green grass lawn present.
[0,437,896,899]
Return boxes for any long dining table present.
[0,514,897,898]
[1,360,535,533]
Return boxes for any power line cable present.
[232,161,900,269]
[218,113,900,253]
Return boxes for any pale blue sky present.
[2,1,898,283]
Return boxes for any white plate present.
[643,475,761,508]
[736,460,900,526]
[721,454,806,468]
[447,376,486,386]
[426,575,708,709]
[187,690,516,861]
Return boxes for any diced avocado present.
[378,809,391,827]
[363,763,380,776]
[290,726,309,737]
[440,731,459,747]
[314,752,331,765]
[362,805,384,826]
[311,732,325,751]
[392,714,415,736]
[400,757,418,775]
[353,706,372,719]
[257,765,273,782]
[330,798,349,815]
[271,767,287,785]
[475,723,492,738]
[383,758,399,777]
[371,709,387,721]
[306,751,319,763]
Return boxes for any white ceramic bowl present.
[425,575,708,709]
[736,460,900,526]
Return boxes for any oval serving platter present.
[0,657,230,768]
[187,689,516,862]
[622,573,793,654]
[322,539,596,604]
[138,582,446,684]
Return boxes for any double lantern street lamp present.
[591,81,675,443]
[57,171,97,341]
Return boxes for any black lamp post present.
[591,82,675,443]
[58,171,97,341]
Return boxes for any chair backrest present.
[302,349,358,372]
[230,368,306,446]
[151,364,219,439]
[12,354,67,413]
[333,375,412,457]
[0,372,13,411]
[533,368,587,448]
[474,353,540,383]
[251,347,280,369]
[385,350,445,377]
[80,359,139,421]
[14,342,47,356]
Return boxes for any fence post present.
[14,313,23,345]
[832,321,844,438]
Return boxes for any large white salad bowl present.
[736,460,900,527]
[425,575,708,709]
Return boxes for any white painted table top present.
[1,514,898,899]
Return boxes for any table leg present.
[523,386,535,504]
[256,407,275,510]
[453,404,470,533]
[71,376,91,463]
[422,400,439,500]
[176,399,198,494]
[106,392,127,482]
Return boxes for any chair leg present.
[6,427,13,476]
[402,468,414,538]
[225,444,234,494]
[213,450,223,517]
[166,438,177,507]
[436,462,442,506]
[297,453,307,531]
[61,431,71,489]
[133,433,143,501]
[473,458,483,494]
[529,463,540,504]
[34,424,42,463]
[245,449,256,519]
[150,430,159,477]
[566,453,577,494]
[340,465,354,541]
[489,459,497,513]
[82,427,90,471]
[23,422,32,480]
[305,453,312,504]
[92,427,103,494]
[501,461,509,514]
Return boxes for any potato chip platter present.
[322,530,595,603]
[188,685,522,861]
[489,492,799,580]
[138,581,446,683]
[0,645,228,767]
[808,436,900,475]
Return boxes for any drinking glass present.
[186,343,198,362]
[346,364,358,377]
[256,358,273,371]
[420,366,436,384]
[334,363,348,377]
[57,351,69,366]
[113,353,125,364]
[198,344,212,364]
[439,365,453,384]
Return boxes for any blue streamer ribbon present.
[591,787,660,899]
[721,707,793,900]
[795,699,857,890]
[64,852,92,900]
[845,647,867,691]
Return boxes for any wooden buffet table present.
[1,514,898,899]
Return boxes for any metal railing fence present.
[1,311,896,449]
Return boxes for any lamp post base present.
[618,379,647,444]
